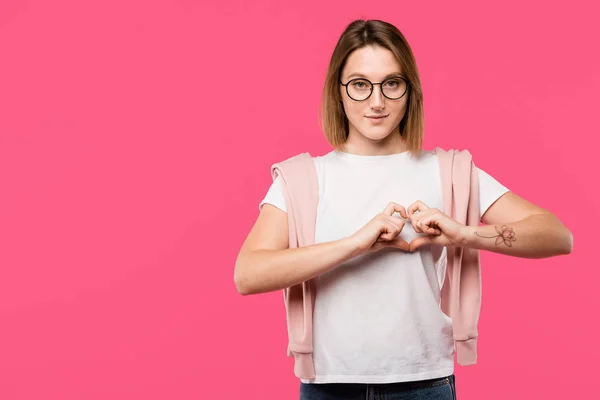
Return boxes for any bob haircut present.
[319,19,425,157]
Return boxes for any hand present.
[349,202,411,256]
[406,200,468,251]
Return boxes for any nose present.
[369,84,385,108]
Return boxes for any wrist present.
[460,225,476,248]
[341,235,362,258]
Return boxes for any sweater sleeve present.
[259,175,287,213]
[476,166,510,219]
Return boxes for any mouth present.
[366,115,388,120]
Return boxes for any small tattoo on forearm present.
[474,225,517,247]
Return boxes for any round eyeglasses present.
[339,76,409,101]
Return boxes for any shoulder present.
[272,150,333,169]
[272,151,313,166]
[405,148,437,165]
[430,147,476,166]
[270,151,325,184]
[431,147,474,158]
[417,148,436,158]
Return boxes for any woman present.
[234,19,573,400]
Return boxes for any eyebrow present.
[346,71,403,80]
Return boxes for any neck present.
[341,127,408,156]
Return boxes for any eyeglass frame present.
[339,75,410,101]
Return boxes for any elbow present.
[553,222,573,256]
[549,215,573,256]
[234,257,255,296]
[234,273,252,296]
[562,229,574,255]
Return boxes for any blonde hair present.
[319,19,425,157]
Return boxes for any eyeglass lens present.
[347,78,407,101]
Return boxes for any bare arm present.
[462,192,573,258]
[463,213,573,259]
[234,204,358,296]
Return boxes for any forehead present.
[342,45,403,80]
[346,72,403,81]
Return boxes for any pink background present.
[0,0,597,398]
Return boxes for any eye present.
[350,79,370,89]
[385,79,400,87]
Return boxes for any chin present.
[360,127,394,140]
[362,133,393,142]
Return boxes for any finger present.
[406,200,430,217]
[379,215,405,233]
[385,214,406,228]
[409,235,434,252]
[413,218,441,235]
[386,238,410,252]
[380,221,402,240]
[412,218,423,234]
[379,233,393,241]
[409,209,436,234]
[410,211,432,234]
[377,237,410,251]
[369,241,386,253]
[377,226,395,241]
[418,213,443,235]
[383,202,408,219]
[386,215,406,226]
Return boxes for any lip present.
[366,115,388,119]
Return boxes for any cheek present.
[392,101,408,118]
[342,101,361,117]
[343,99,407,120]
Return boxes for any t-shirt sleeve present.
[259,175,287,213]
[477,166,510,220]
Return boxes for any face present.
[339,45,409,146]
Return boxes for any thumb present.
[384,238,410,252]
[409,236,434,252]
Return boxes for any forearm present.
[235,237,358,295]
[461,213,573,259]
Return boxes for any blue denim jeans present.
[300,374,456,400]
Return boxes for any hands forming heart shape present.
[360,201,469,254]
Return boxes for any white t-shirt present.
[259,149,510,384]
